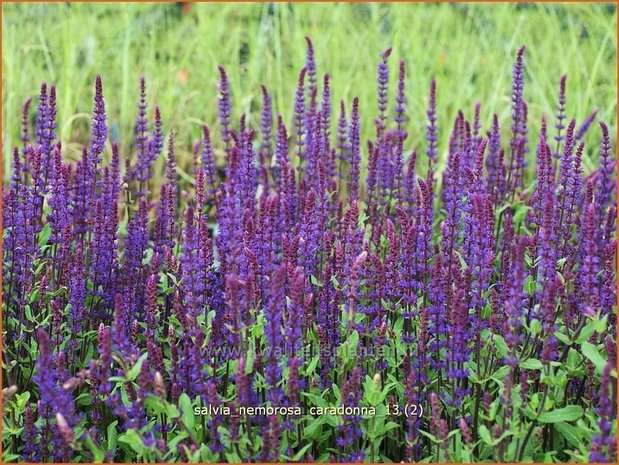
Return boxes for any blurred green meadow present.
[2,2,616,181]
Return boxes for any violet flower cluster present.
[2,38,616,463]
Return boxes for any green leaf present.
[76,392,93,406]
[117,218,128,237]
[301,392,328,408]
[206,309,216,327]
[107,420,118,450]
[593,314,608,333]
[363,375,384,406]
[358,209,369,227]
[178,393,195,430]
[166,403,180,419]
[118,429,144,454]
[251,313,265,339]
[554,330,570,345]
[482,301,492,320]
[14,392,30,412]
[576,321,597,344]
[25,305,33,322]
[85,434,106,463]
[538,405,584,423]
[38,223,52,248]
[529,319,542,336]
[523,405,537,420]
[543,451,556,462]
[417,428,439,444]
[492,334,508,358]
[167,431,188,450]
[292,442,313,461]
[454,249,468,270]
[225,452,242,463]
[305,355,319,376]
[28,288,40,304]
[324,414,338,427]
[304,417,325,437]
[2,452,21,463]
[245,349,255,375]
[478,424,493,445]
[126,353,148,381]
[565,348,581,371]
[348,330,359,352]
[520,358,543,370]
[331,383,341,403]
[381,421,401,434]
[142,247,154,265]
[555,421,581,449]
[34,260,47,276]
[581,341,607,373]
[524,275,537,296]
[144,396,167,415]
[512,203,532,226]
[524,250,534,268]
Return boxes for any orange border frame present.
[0,1,617,464]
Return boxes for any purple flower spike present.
[596,121,615,219]
[426,78,438,164]
[553,74,567,155]
[347,97,361,201]
[305,37,317,97]
[90,75,107,163]
[337,367,364,461]
[20,97,33,151]
[486,114,503,202]
[507,46,526,195]
[376,47,392,136]
[472,101,482,146]
[23,403,37,461]
[590,362,617,462]
[265,264,287,405]
[201,125,217,198]
[293,67,307,159]
[217,65,232,152]
[135,76,149,161]
[575,110,598,141]
[395,60,407,136]
[260,85,273,161]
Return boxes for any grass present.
[2,2,616,180]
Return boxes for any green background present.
[2,2,616,179]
